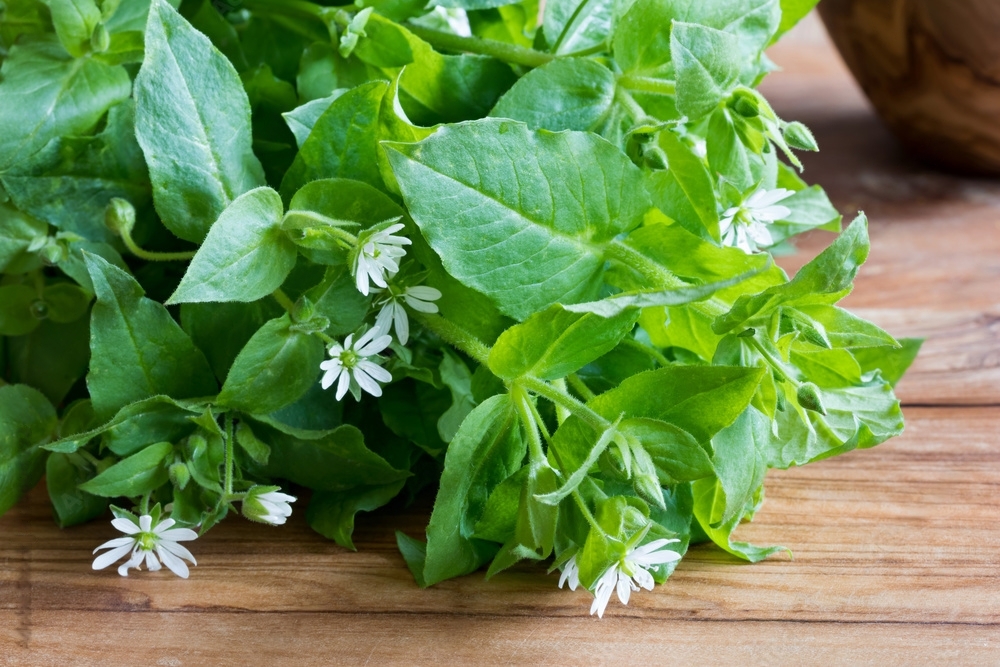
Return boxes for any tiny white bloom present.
[373,284,442,345]
[353,223,411,296]
[242,486,297,526]
[558,555,581,591]
[719,188,794,254]
[587,539,681,618]
[92,512,198,578]
[319,326,394,401]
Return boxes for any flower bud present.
[169,462,191,490]
[796,382,826,415]
[91,23,110,54]
[105,198,135,236]
[291,295,316,323]
[630,442,665,510]
[242,485,297,526]
[783,121,819,152]
[729,89,760,118]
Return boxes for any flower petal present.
[156,527,199,542]
[393,302,409,346]
[335,369,351,400]
[92,542,135,570]
[93,536,136,554]
[144,550,161,571]
[111,518,140,535]
[158,539,197,566]
[406,286,441,301]
[356,334,392,357]
[138,515,153,532]
[357,360,392,383]
[117,549,144,577]
[156,544,189,579]
[353,367,383,397]
[153,518,176,534]
[616,571,633,606]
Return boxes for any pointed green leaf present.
[79,441,173,497]
[134,0,265,242]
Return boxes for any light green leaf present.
[79,441,173,497]
[385,119,651,320]
[134,0,265,242]
[650,129,719,238]
[282,91,345,148]
[167,187,295,305]
[713,214,869,334]
[776,0,820,41]
[489,305,638,381]
[544,0,614,55]
[671,22,741,119]
[43,0,102,57]
[0,204,48,273]
[589,365,765,443]
[852,338,923,388]
[217,314,325,415]
[692,476,785,562]
[84,253,218,421]
[0,38,131,172]
[424,394,524,586]
[280,81,388,200]
[710,407,768,525]
[489,58,616,132]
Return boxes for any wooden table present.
[3,14,999,665]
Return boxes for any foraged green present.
[0,0,918,613]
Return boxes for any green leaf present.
[5,317,91,405]
[692,476,785,562]
[84,253,218,421]
[79,441,173,497]
[710,407,768,525]
[180,300,283,380]
[305,266,371,337]
[133,0,265,242]
[0,204,47,273]
[424,394,525,585]
[167,187,295,305]
[43,282,92,324]
[0,38,131,172]
[714,214,870,334]
[620,418,714,484]
[279,81,388,200]
[282,92,344,148]
[0,284,40,336]
[0,384,57,516]
[386,119,651,320]
[395,530,429,587]
[589,365,765,443]
[489,58,616,132]
[776,0,820,41]
[235,421,271,465]
[791,304,898,350]
[649,129,719,238]
[489,305,638,381]
[254,421,410,492]
[671,22,741,120]
[217,314,325,415]
[46,452,108,527]
[307,481,406,550]
[613,0,674,76]
[43,0,102,57]
[1,101,149,243]
[852,338,923,388]
[544,0,614,55]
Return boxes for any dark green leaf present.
[0,385,57,516]
[307,481,406,550]
[79,441,173,497]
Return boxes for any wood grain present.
[3,13,1000,666]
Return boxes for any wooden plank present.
[2,408,998,664]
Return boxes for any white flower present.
[589,538,681,618]
[92,512,198,578]
[353,223,411,296]
[242,486,297,526]
[373,284,442,345]
[719,188,794,253]
[558,555,581,591]
[319,326,393,400]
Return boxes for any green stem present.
[271,288,296,313]
[615,88,651,124]
[572,490,605,537]
[283,211,360,245]
[618,74,676,96]
[140,492,150,516]
[514,388,546,463]
[412,313,490,365]
[567,373,596,402]
[745,336,799,386]
[241,0,323,20]
[521,376,610,433]
[119,227,196,262]
[224,414,235,497]
[404,24,555,68]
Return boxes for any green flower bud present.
[105,197,135,236]
[783,121,819,152]
[169,462,191,490]
[241,485,297,526]
[796,382,826,415]
[291,295,316,323]
[91,23,110,54]
[729,89,760,118]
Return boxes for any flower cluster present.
[719,188,794,254]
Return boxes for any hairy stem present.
[618,74,677,96]
[119,226,196,262]
[412,312,491,365]
[403,24,555,68]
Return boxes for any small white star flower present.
[588,538,681,618]
[374,284,442,345]
[319,326,393,400]
[719,188,794,253]
[353,222,411,296]
[242,486,297,526]
[92,512,198,578]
